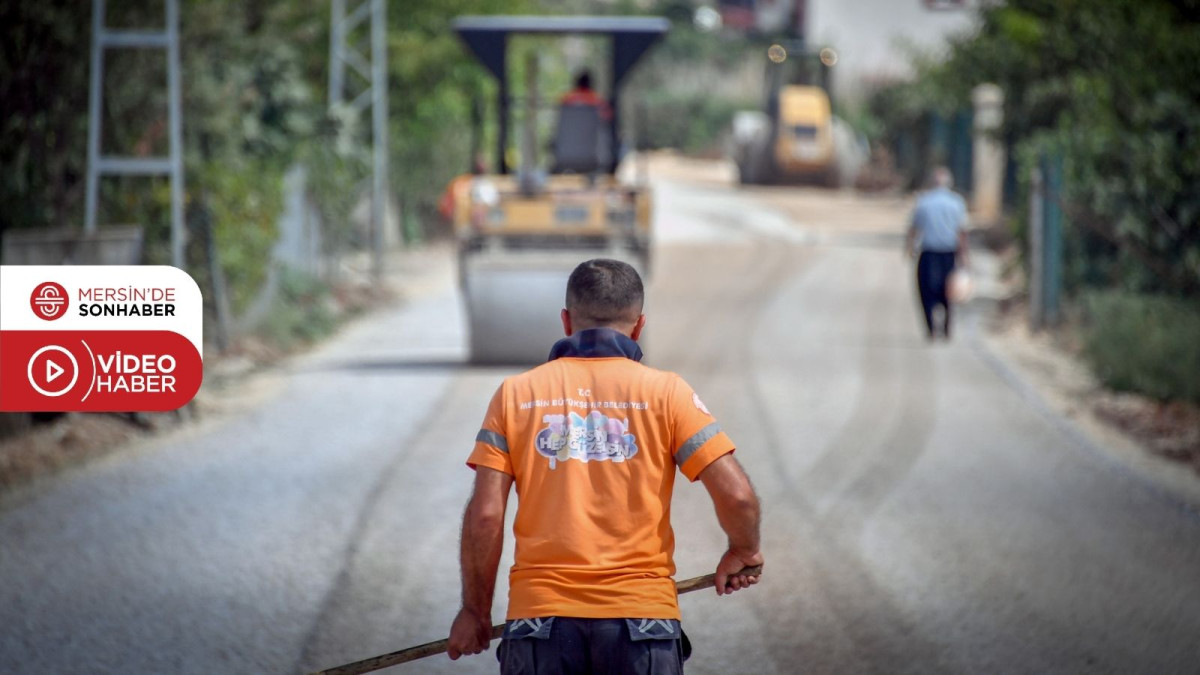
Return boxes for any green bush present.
[867,1,1200,297]
[1082,291,1200,403]
[260,269,338,350]
[193,162,285,314]
[638,93,752,155]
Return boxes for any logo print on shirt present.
[535,411,639,469]
[692,392,711,416]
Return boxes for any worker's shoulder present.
[628,362,696,398]
[631,360,683,380]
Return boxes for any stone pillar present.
[971,84,1006,225]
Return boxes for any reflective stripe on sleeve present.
[476,428,509,453]
[675,422,721,466]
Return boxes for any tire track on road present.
[293,376,465,674]
[654,235,952,673]
[823,330,936,533]
[797,266,899,505]
[735,246,950,674]
[798,256,939,531]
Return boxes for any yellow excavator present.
[732,44,856,186]
[450,16,667,363]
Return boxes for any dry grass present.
[989,296,1200,478]
[1094,396,1200,473]
[0,414,154,492]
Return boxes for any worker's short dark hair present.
[566,259,643,326]
[575,70,593,90]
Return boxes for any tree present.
[924,0,1200,296]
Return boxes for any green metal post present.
[1041,153,1063,325]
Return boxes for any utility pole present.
[329,0,389,282]
[85,0,185,268]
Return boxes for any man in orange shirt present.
[447,259,763,673]
[560,70,612,120]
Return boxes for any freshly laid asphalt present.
[2,164,1198,674]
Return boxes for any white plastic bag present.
[948,268,974,303]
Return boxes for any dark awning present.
[452,15,670,85]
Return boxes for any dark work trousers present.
[498,617,686,675]
[917,251,957,337]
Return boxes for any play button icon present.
[27,345,80,398]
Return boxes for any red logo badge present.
[3,266,204,413]
[1,331,202,411]
[30,281,69,320]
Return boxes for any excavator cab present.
[450,16,668,364]
[732,42,843,186]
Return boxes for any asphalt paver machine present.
[450,16,668,363]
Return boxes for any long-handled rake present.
[312,565,762,675]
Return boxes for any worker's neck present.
[549,327,644,362]
[574,324,634,338]
[562,309,644,341]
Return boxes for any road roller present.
[451,16,668,364]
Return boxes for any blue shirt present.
[910,187,967,253]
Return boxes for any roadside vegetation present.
[625,3,760,156]
[865,1,1200,406]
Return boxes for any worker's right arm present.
[698,452,763,595]
[448,466,513,660]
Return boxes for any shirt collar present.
[548,328,643,362]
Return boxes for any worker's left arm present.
[447,466,513,660]
[698,453,763,595]
[669,377,762,595]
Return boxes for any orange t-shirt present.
[560,87,613,120]
[467,337,735,620]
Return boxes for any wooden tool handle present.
[674,564,763,595]
[314,625,505,675]
[312,565,762,675]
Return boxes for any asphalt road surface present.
[2,160,1199,675]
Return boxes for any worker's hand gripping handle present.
[675,564,764,594]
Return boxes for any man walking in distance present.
[905,166,970,339]
[447,259,763,673]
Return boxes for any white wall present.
[807,0,980,99]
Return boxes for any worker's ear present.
[630,314,646,341]
[561,308,574,337]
